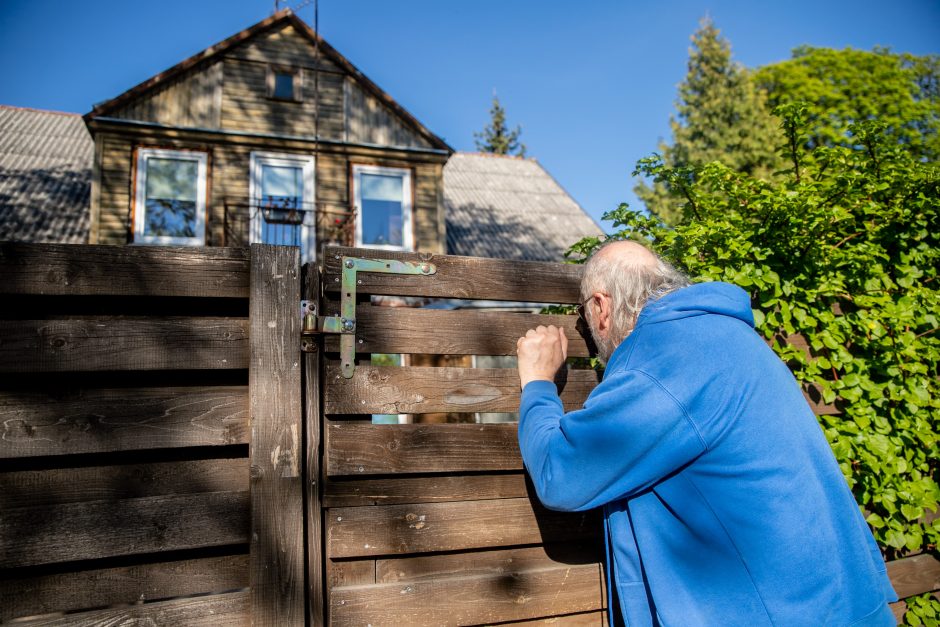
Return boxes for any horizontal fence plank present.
[18,589,249,626]
[327,497,599,558]
[0,491,248,568]
[0,386,248,458]
[0,458,247,509]
[0,554,248,623]
[323,246,583,303]
[0,243,250,298]
[327,422,521,476]
[328,559,376,589]
[330,564,603,626]
[324,473,528,507]
[0,318,249,372]
[498,610,609,625]
[375,543,603,584]
[325,306,591,357]
[325,364,597,415]
[887,553,940,599]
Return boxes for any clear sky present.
[2,0,938,229]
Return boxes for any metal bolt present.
[337,516,343,522]
[334,254,340,259]
[334,277,339,282]
[357,279,362,284]
[421,264,430,273]
[358,466,364,472]
[361,400,366,405]
[358,339,363,344]
[342,319,355,331]
[345,259,355,269]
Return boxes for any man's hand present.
[516,325,568,389]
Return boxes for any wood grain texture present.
[326,497,600,558]
[323,306,591,357]
[324,364,597,415]
[0,318,249,372]
[0,554,248,623]
[327,559,376,589]
[0,243,250,297]
[887,553,940,599]
[248,244,304,625]
[323,473,528,507]
[0,386,248,458]
[329,563,604,626]
[16,589,249,626]
[0,458,247,509]
[375,544,603,584]
[0,491,248,568]
[304,262,326,625]
[322,246,583,303]
[326,422,522,476]
[497,610,609,626]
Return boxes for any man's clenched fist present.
[516,325,568,389]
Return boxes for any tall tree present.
[475,94,527,157]
[635,17,781,225]
[754,46,940,162]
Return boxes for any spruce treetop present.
[475,94,527,157]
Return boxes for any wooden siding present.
[345,76,433,149]
[109,61,223,128]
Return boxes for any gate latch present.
[301,256,437,378]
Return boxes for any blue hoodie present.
[519,282,896,626]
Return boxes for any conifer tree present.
[636,17,780,224]
[475,94,527,157]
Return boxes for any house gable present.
[87,10,450,152]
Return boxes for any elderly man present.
[516,241,896,626]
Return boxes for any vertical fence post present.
[303,261,325,625]
[249,244,304,625]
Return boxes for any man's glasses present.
[576,297,591,321]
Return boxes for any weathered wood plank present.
[304,261,326,625]
[327,422,522,476]
[327,559,376,589]
[0,458,247,509]
[0,386,248,458]
[0,318,249,372]
[498,610,609,625]
[16,589,249,626]
[887,553,940,599]
[327,498,599,558]
[0,554,248,623]
[323,473,528,507]
[324,364,597,415]
[329,563,604,626]
[324,306,591,357]
[248,244,304,625]
[375,543,603,584]
[0,243,250,298]
[0,491,248,568]
[322,246,583,303]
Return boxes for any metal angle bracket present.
[301,255,437,378]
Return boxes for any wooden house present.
[84,9,452,262]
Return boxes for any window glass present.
[248,152,316,263]
[261,164,302,209]
[360,173,404,247]
[273,72,294,100]
[143,157,199,238]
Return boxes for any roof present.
[86,9,452,153]
[0,106,92,243]
[444,152,603,262]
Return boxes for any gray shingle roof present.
[0,105,92,243]
[444,152,603,262]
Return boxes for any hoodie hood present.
[636,281,754,329]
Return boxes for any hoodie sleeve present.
[518,370,707,512]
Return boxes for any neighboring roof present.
[444,152,603,262]
[0,106,92,243]
[86,9,452,153]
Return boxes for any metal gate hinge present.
[301,255,437,378]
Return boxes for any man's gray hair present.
[581,240,691,347]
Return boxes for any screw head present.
[421,264,430,273]
[345,259,355,269]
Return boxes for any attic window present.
[268,67,301,102]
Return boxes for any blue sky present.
[2,0,938,229]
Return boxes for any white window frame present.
[133,148,208,246]
[248,151,316,263]
[352,164,414,252]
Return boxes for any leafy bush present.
[571,105,939,622]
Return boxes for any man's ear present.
[596,293,612,334]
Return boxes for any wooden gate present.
[307,246,607,626]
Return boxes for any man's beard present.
[588,320,619,366]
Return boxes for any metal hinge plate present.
[301,256,437,378]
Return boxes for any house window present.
[352,165,413,251]
[249,152,316,263]
[134,148,207,245]
[268,67,301,102]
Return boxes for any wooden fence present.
[0,242,936,625]
[0,243,303,625]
